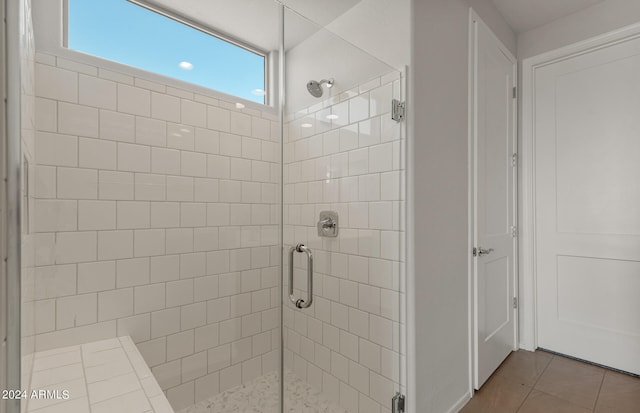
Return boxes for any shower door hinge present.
[392,99,405,122]
[513,297,518,309]
[392,392,405,413]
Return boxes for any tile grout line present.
[592,368,607,413]
[514,352,555,413]
[79,345,93,413]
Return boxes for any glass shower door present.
[281,7,406,412]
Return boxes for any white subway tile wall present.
[32,53,281,410]
[283,72,406,413]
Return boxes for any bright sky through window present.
[68,0,266,104]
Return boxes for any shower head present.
[306,78,334,98]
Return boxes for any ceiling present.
[142,0,609,53]
[145,0,362,52]
[492,0,605,33]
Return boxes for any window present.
[67,0,267,104]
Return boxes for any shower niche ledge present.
[26,336,173,413]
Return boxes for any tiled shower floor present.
[178,370,348,413]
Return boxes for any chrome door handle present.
[288,243,313,309]
[478,247,494,256]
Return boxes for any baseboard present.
[447,392,471,413]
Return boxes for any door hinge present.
[511,153,518,167]
[513,297,518,309]
[392,392,405,413]
[511,225,518,238]
[512,86,517,99]
[472,247,477,257]
[392,99,405,122]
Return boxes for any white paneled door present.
[535,33,640,376]
[471,14,517,390]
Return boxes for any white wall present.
[468,0,516,54]
[410,0,515,411]
[518,0,640,59]
[326,0,411,70]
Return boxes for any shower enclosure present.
[280,6,406,413]
[6,1,407,412]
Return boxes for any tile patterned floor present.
[461,350,640,413]
[179,370,348,413]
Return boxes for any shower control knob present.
[317,211,338,237]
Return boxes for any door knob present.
[477,247,494,257]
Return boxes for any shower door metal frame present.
[1,0,7,410]
[277,4,285,413]
[4,1,24,413]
